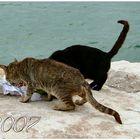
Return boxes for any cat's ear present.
[14,58,18,63]
[0,64,7,71]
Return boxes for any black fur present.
[49,20,129,91]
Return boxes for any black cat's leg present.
[90,81,98,90]
[90,74,108,91]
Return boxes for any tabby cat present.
[0,58,122,124]
[49,20,129,90]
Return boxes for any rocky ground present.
[0,60,140,138]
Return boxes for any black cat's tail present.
[108,20,129,59]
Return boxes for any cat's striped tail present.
[83,82,122,124]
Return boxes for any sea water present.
[0,2,140,64]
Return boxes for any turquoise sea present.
[0,2,140,65]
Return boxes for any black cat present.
[49,20,129,91]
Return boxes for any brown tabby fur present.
[0,58,122,124]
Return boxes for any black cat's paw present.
[90,84,101,91]
[92,86,101,91]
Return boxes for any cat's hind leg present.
[52,94,75,111]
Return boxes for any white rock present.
[106,60,140,92]
[0,61,140,138]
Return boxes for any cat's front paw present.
[19,95,30,103]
